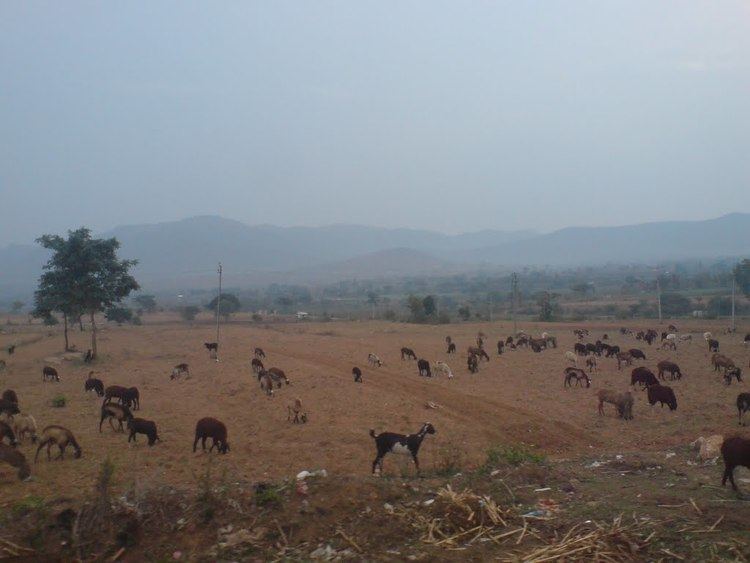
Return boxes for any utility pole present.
[656,276,662,324]
[511,273,518,334]
[215,263,222,362]
[731,272,736,333]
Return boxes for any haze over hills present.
[0,213,748,299]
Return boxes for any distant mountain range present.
[1,213,748,298]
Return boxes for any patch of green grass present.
[51,394,66,408]
[483,444,545,470]
[11,495,46,518]
[254,484,283,507]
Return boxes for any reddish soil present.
[1,316,748,507]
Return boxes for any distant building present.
[692,310,705,318]
[296,311,309,320]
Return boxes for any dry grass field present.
[1,316,749,559]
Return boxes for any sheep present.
[84,373,105,396]
[631,367,659,389]
[99,402,133,433]
[574,343,587,356]
[104,385,129,405]
[193,417,229,453]
[125,387,140,410]
[0,420,18,446]
[352,367,362,383]
[737,393,750,426]
[605,345,620,358]
[171,363,190,379]
[647,384,677,410]
[545,335,558,349]
[42,365,60,382]
[467,347,489,362]
[564,367,591,388]
[251,358,264,375]
[467,354,479,373]
[417,359,431,377]
[447,342,456,354]
[597,390,634,420]
[616,352,633,370]
[0,398,20,418]
[369,422,435,476]
[127,418,160,446]
[585,357,598,372]
[400,347,417,361]
[661,340,676,351]
[433,361,453,379]
[0,443,30,480]
[657,360,682,381]
[35,425,82,462]
[708,339,720,353]
[628,348,646,361]
[267,367,290,388]
[712,353,735,373]
[724,367,743,386]
[258,370,274,396]
[721,436,750,492]
[287,398,307,424]
[2,389,18,406]
[703,331,713,341]
[367,353,383,367]
[12,414,37,444]
[497,340,504,355]
[564,351,578,366]
[254,347,266,359]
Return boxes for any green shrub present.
[51,394,66,408]
[483,444,545,469]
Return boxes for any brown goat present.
[0,443,31,480]
[597,390,634,420]
[193,417,229,453]
[35,425,82,462]
[287,398,307,424]
[100,403,133,433]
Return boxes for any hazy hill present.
[0,213,747,298]
[465,213,750,266]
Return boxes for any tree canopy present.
[735,259,750,297]
[34,228,139,357]
[206,293,241,320]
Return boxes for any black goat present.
[42,366,60,382]
[417,359,431,377]
[127,418,160,446]
[400,347,417,361]
[84,373,105,397]
[647,384,677,411]
[447,342,456,354]
[0,399,20,417]
[721,436,750,492]
[352,367,362,383]
[193,417,229,453]
[724,367,743,386]
[737,393,750,426]
[631,367,658,388]
[370,422,435,475]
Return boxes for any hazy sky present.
[2,2,749,246]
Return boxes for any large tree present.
[206,293,241,320]
[35,228,139,358]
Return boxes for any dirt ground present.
[1,316,749,559]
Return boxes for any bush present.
[483,444,545,470]
[434,442,465,476]
[51,394,66,408]
[254,483,283,507]
[180,306,200,322]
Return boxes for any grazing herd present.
[1,324,750,497]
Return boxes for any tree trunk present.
[79,316,84,332]
[90,312,97,359]
[63,313,70,352]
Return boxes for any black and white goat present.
[369,422,436,476]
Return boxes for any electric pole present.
[731,272,736,333]
[215,262,222,362]
[656,276,662,324]
[511,273,518,334]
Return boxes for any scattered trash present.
[172,551,182,560]
[296,469,328,481]
[384,503,395,514]
[425,401,441,409]
[586,460,608,468]
[423,499,435,506]
[691,435,723,461]
[534,487,551,492]
[665,452,676,459]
